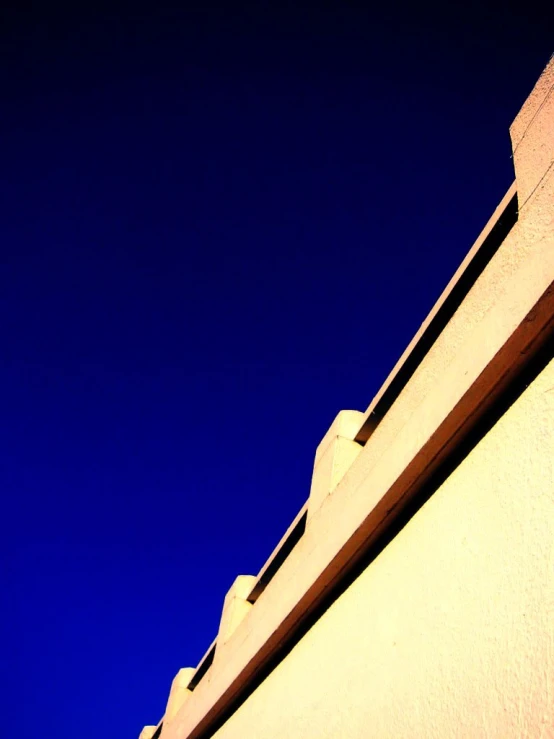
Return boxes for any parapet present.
[140,54,554,739]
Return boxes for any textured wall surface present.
[213,357,554,739]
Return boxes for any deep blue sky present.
[1,3,551,737]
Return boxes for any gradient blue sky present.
[1,3,551,737]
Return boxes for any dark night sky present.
[1,3,551,737]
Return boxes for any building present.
[140,56,554,738]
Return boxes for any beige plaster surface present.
[213,355,554,738]
[147,58,554,739]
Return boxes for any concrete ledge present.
[248,501,308,603]
[510,56,554,210]
[139,726,158,739]
[214,576,257,663]
[356,178,517,443]
[314,410,365,463]
[308,411,364,520]
[164,668,195,723]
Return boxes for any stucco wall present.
[213,357,554,738]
